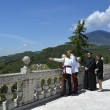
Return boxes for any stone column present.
[14,81,23,107]
[50,78,56,96]
[0,84,3,110]
[5,83,14,110]
[43,79,50,98]
[55,77,61,93]
[33,80,38,101]
[37,80,44,100]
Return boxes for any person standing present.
[67,50,79,94]
[49,54,72,96]
[95,54,103,92]
[84,52,96,91]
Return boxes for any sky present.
[0,0,110,56]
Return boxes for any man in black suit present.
[84,52,96,91]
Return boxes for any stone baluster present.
[50,78,56,96]
[4,83,14,110]
[33,79,38,101]
[59,77,62,90]
[55,77,61,93]
[14,81,23,107]
[43,79,50,98]
[0,84,3,110]
[37,80,44,100]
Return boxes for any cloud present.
[85,6,110,28]
[71,6,110,30]
[23,44,28,47]
[0,33,35,44]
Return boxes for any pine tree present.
[69,20,89,63]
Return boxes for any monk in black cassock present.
[84,52,96,91]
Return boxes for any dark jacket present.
[96,59,103,73]
[84,57,96,72]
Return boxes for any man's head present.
[67,50,73,56]
[87,52,92,58]
[62,54,67,58]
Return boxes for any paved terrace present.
[27,79,110,110]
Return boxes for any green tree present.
[68,20,89,63]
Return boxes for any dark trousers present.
[72,73,78,94]
[62,74,72,95]
[84,71,96,91]
[84,72,89,89]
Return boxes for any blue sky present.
[0,0,110,56]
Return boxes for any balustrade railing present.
[0,64,110,110]
[0,69,62,110]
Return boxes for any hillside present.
[87,30,110,45]
[0,30,110,74]
[0,45,73,74]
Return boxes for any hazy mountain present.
[87,30,110,45]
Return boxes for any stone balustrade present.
[0,64,110,110]
[0,68,62,110]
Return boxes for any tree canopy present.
[68,20,89,62]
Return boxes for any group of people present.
[49,50,103,96]
[84,52,103,92]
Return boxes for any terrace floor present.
[27,79,110,110]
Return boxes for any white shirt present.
[54,57,72,74]
[70,54,79,73]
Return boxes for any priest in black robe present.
[84,52,96,91]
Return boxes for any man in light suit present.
[49,54,72,96]
[67,50,79,94]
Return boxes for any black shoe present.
[74,91,78,95]
[61,94,66,97]
[68,93,72,96]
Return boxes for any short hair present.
[96,53,102,58]
[87,52,92,55]
[67,50,73,54]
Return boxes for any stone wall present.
[0,64,109,110]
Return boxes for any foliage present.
[0,29,110,74]
[68,20,89,63]
[0,45,73,74]
[89,45,110,64]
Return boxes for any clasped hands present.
[85,67,88,71]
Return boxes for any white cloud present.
[23,44,28,47]
[71,6,110,30]
[85,6,110,28]
[0,33,35,44]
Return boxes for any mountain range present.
[87,30,110,45]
